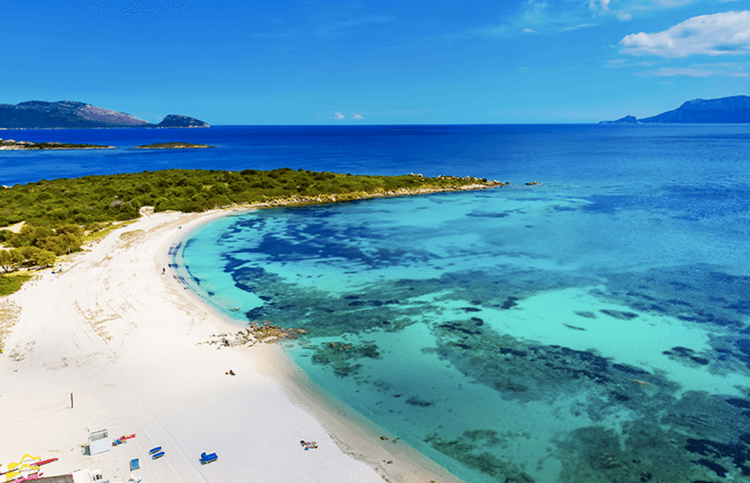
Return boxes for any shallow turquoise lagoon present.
[178,181,750,482]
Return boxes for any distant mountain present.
[600,95,750,124]
[0,100,209,129]
[639,96,750,123]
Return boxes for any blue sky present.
[1,0,748,124]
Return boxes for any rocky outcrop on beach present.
[0,100,209,129]
[201,323,306,348]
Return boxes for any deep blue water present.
[4,125,750,482]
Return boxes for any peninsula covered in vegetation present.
[0,168,503,284]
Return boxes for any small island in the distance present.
[0,138,115,150]
[0,100,209,129]
[133,142,214,149]
[0,139,215,150]
[600,95,750,124]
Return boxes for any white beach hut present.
[87,425,109,455]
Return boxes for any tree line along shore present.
[0,168,506,293]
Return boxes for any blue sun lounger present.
[149,446,162,455]
[200,452,218,465]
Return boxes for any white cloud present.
[470,24,510,37]
[616,11,632,21]
[619,10,750,57]
[649,66,715,76]
[606,58,629,68]
[652,0,698,6]
[562,23,594,31]
[524,0,551,22]
[643,61,750,76]
[330,112,364,120]
[589,0,610,15]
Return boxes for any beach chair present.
[130,458,140,471]
[151,451,165,460]
[148,446,162,455]
[199,452,218,465]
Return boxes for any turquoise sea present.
[4,125,750,481]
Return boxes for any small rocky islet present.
[132,142,214,149]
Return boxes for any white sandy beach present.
[0,209,464,483]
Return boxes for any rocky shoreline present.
[241,178,508,209]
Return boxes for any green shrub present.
[0,273,32,296]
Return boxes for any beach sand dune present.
[0,210,462,483]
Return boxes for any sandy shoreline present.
[0,208,464,483]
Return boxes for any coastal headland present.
[0,206,469,482]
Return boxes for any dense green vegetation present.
[0,223,83,274]
[0,273,31,296]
